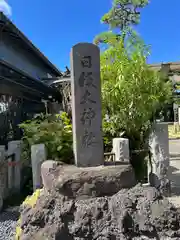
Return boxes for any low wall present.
[0,141,21,209]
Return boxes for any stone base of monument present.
[41,161,136,199]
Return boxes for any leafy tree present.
[101,37,172,180]
[94,0,149,45]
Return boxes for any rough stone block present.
[19,184,180,239]
[50,164,136,200]
[41,160,61,191]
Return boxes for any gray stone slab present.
[0,146,5,162]
[0,145,7,201]
[70,43,103,167]
[8,140,21,192]
[149,123,171,196]
[41,160,59,191]
[31,144,47,191]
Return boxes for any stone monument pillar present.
[149,123,171,196]
[70,43,104,167]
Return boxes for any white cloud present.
[0,0,12,17]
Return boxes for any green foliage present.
[101,36,172,180]
[102,0,149,29]
[94,0,149,45]
[101,38,172,138]
[19,112,73,164]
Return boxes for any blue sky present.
[5,0,180,71]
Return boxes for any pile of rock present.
[18,163,180,239]
[17,42,178,239]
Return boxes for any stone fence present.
[0,140,21,210]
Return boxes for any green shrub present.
[19,112,73,164]
[100,37,172,180]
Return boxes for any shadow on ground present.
[170,154,180,158]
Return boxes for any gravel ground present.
[0,206,19,240]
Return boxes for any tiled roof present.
[0,12,63,77]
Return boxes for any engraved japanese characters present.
[70,43,104,167]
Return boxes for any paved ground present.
[169,139,180,193]
[168,139,180,206]
[169,139,180,155]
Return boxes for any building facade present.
[150,62,180,122]
[0,12,62,81]
[0,12,62,144]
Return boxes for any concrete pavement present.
[168,139,180,206]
